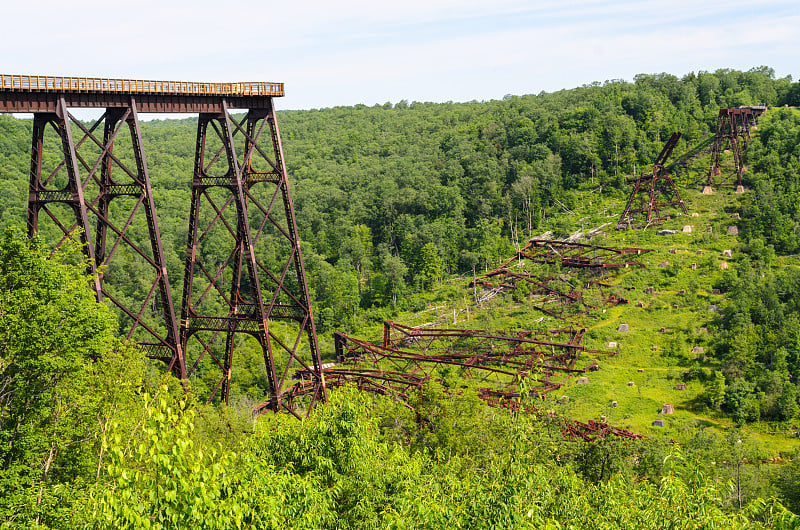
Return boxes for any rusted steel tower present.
[10,89,184,376]
[706,108,757,191]
[617,132,687,229]
[180,102,326,413]
[0,75,325,413]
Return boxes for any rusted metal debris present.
[470,267,634,320]
[476,388,644,441]
[467,240,648,319]
[333,330,565,394]
[280,321,640,442]
[380,321,618,393]
[257,368,429,414]
[617,132,688,229]
[472,241,652,287]
[560,419,645,441]
[285,323,615,401]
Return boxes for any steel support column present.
[180,100,324,414]
[707,108,752,189]
[617,132,687,229]
[26,96,184,376]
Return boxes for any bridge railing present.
[0,74,284,97]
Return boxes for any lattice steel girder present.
[518,240,652,267]
[26,96,184,375]
[276,367,430,413]
[471,270,631,320]
[179,100,324,414]
[472,241,652,282]
[0,90,280,114]
[381,321,615,388]
[381,321,587,350]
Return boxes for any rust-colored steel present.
[272,367,430,414]
[617,132,688,229]
[302,323,615,400]
[470,240,651,300]
[467,240,642,319]
[180,100,324,413]
[470,271,632,320]
[707,108,757,188]
[25,96,183,375]
[560,419,645,442]
[476,388,644,441]
[504,239,651,270]
[0,74,283,113]
[3,77,325,414]
[285,322,632,442]
[0,91,279,114]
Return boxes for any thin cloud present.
[0,0,797,109]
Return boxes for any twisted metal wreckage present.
[616,132,687,229]
[469,239,651,319]
[280,321,643,441]
[615,106,766,229]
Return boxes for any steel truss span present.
[0,73,284,114]
[0,74,283,97]
[1,77,325,416]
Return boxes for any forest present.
[1,66,800,527]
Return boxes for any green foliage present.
[418,242,443,290]
[575,436,632,483]
[0,229,122,526]
[704,370,727,410]
[86,387,795,529]
[774,449,800,515]
[89,386,339,530]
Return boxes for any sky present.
[2,0,799,111]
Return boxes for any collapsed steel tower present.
[617,132,687,229]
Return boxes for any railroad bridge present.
[0,74,326,415]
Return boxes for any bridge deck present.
[0,74,283,113]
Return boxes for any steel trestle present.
[179,101,325,412]
[706,107,761,189]
[26,96,184,376]
[4,77,325,415]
